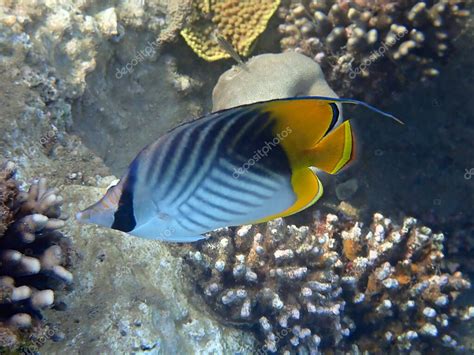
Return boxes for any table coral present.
[0,162,73,352]
[186,211,472,353]
[181,0,281,61]
[278,0,470,102]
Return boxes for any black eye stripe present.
[112,160,138,232]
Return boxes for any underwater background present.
[0,0,473,354]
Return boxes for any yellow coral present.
[181,0,280,61]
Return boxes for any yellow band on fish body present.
[263,98,338,170]
[247,98,341,224]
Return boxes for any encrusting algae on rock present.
[0,162,73,352]
[181,0,281,61]
[185,210,473,353]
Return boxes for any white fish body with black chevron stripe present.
[76,96,401,243]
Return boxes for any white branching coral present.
[278,0,470,102]
[186,211,472,353]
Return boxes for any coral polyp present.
[186,211,472,353]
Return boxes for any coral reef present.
[157,0,194,45]
[278,0,470,102]
[186,211,473,353]
[0,162,73,352]
[181,0,281,61]
[0,2,112,185]
[212,52,339,111]
[340,212,472,352]
[0,1,176,92]
[2,0,473,353]
[0,0,207,176]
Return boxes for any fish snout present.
[75,209,91,224]
[75,202,115,228]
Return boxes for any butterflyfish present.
[76,96,402,242]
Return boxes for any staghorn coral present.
[278,0,470,102]
[186,211,473,353]
[181,0,280,61]
[0,162,73,352]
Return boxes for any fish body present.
[77,96,400,242]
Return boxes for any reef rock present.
[41,185,256,354]
[212,52,339,111]
[0,0,216,175]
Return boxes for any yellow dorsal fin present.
[304,120,354,174]
[251,167,323,224]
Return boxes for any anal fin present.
[251,167,323,224]
[162,234,206,243]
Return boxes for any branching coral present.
[278,0,470,102]
[181,0,280,61]
[0,162,73,352]
[340,213,472,352]
[186,211,472,353]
